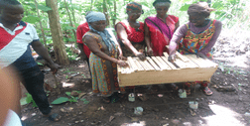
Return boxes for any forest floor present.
[20,35,250,126]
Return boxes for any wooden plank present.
[186,55,208,68]
[174,58,188,69]
[176,51,189,62]
[137,58,155,71]
[132,57,145,71]
[127,57,138,72]
[136,57,151,71]
[125,59,134,73]
[156,56,171,70]
[161,56,177,70]
[143,58,155,71]
[146,57,161,71]
[151,56,165,70]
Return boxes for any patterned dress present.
[179,20,217,87]
[115,20,145,57]
[83,32,125,97]
[179,20,217,59]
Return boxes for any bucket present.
[178,89,187,98]
[134,107,143,115]
[189,101,198,109]
[128,93,135,102]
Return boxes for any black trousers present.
[18,66,51,115]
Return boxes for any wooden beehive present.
[117,52,218,87]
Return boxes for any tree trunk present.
[34,0,48,49]
[46,0,69,65]
[63,0,76,40]
[103,0,109,26]
[90,0,93,10]
[113,0,117,27]
[70,0,76,24]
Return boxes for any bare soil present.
[20,38,250,126]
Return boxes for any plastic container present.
[189,101,199,109]
[178,89,187,98]
[134,107,143,115]
[128,93,135,102]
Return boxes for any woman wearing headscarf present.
[115,2,146,60]
[83,12,128,103]
[168,2,222,96]
[145,0,179,56]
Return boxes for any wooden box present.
[117,52,218,87]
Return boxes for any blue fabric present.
[85,12,106,23]
[12,44,37,72]
[86,12,116,52]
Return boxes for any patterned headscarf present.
[126,2,143,14]
[188,2,215,17]
[85,12,117,52]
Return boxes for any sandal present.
[202,87,213,96]
[44,113,61,122]
[170,83,179,91]
[114,92,125,99]
[185,88,191,95]
[102,97,111,104]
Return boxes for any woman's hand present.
[117,60,129,67]
[168,54,176,62]
[147,47,153,56]
[135,52,146,60]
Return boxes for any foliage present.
[51,91,86,105]
[51,97,69,104]
[24,93,38,107]
[18,0,249,62]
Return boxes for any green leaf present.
[51,97,69,104]
[65,26,76,30]
[83,101,89,104]
[179,4,191,11]
[22,15,40,23]
[65,92,71,97]
[20,97,28,106]
[25,93,33,104]
[36,62,43,66]
[37,5,52,12]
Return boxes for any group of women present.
[81,0,222,103]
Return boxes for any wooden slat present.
[151,56,165,70]
[146,57,161,71]
[156,56,171,70]
[186,55,212,68]
[127,57,138,72]
[174,58,188,69]
[143,58,155,71]
[162,55,177,70]
[132,57,145,71]
[136,57,155,71]
[136,58,150,71]
[176,51,189,62]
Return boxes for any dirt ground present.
[20,37,250,126]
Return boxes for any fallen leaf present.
[109,116,115,122]
[78,93,87,98]
[130,117,139,122]
[114,112,123,116]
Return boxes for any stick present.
[53,74,61,95]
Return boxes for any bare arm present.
[116,23,139,55]
[174,20,180,32]
[144,22,153,55]
[77,43,87,60]
[84,35,127,66]
[31,41,59,73]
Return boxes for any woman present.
[83,12,128,103]
[115,2,146,60]
[168,2,222,96]
[145,0,179,56]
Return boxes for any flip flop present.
[47,113,61,122]
[203,87,213,96]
